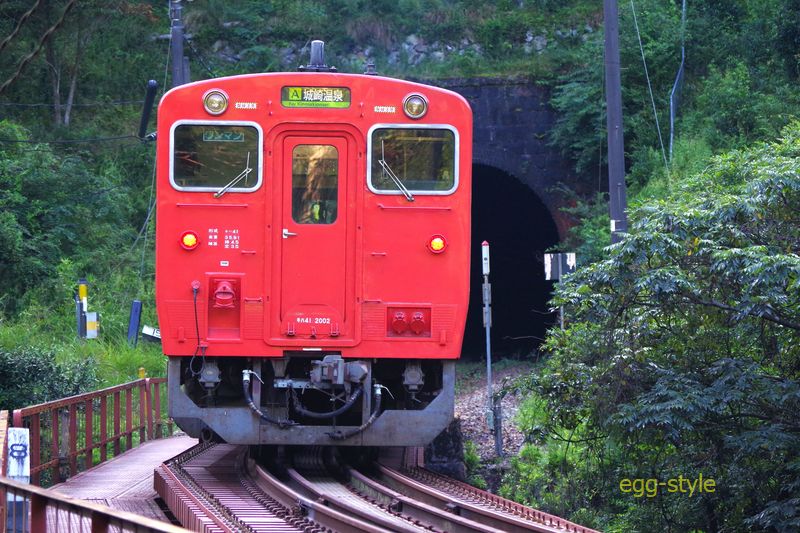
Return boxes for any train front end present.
[155,66,472,446]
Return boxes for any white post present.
[6,428,30,483]
[481,241,503,456]
[7,427,30,523]
[481,241,492,421]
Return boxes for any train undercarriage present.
[168,355,455,446]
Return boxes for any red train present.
[155,42,472,446]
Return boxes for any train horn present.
[299,39,337,72]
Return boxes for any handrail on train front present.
[10,378,170,486]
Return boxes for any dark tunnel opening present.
[462,164,561,361]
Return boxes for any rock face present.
[204,25,600,72]
[424,418,467,481]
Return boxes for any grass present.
[464,440,489,489]
[0,318,167,388]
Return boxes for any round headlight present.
[403,93,428,119]
[203,89,228,115]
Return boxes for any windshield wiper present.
[214,152,252,198]
[378,141,414,201]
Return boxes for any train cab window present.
[291,144,339,224]
[368,126,458,195]
[171,122,262,193]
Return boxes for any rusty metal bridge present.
[0,379,599,533]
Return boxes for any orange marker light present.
[428,235,447,253]
[180,231,199,250]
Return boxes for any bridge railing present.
[0,476,189,532]
[11,378,170,487]
[1,410,8,529]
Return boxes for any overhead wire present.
[106,10,174,305]
[186,38,217,78]
[0,135,138,144]
[0,99,145,108]
[669,0,688,161]
[629,0,669,171]
[0,0,173,321]
[135,7,176,286]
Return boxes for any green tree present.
[0,347,97,411]
[515,122,800,531]
[0,120,137,315]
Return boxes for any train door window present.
[170,121,263,192]
[367,125,458,195]
[291,144,338,224]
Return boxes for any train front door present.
[276,134,353,341]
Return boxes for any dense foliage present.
[550,0,800,193]
[0,347,97,412]
[0,0,615,403]
[2,3,800,529]
[503,124,800,531]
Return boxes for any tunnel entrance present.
[462,164,561,360]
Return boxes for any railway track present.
[154,443,599,533]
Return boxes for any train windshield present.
[171,123,262,192]
[369,126,457,195]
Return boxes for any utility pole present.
[604,0,628,243]
[170,1,190,87]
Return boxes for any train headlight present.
[403,93,428,119]
[203,89,229,115]
[180,231,200,250]
[427,235,447,253]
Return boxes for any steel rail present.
[346,466,497,533]
[155,460,243,532]
[154,441,598,533]
[247,459,389,533]
[378,465,601,533]
[156,442,254,532]
[284,466,430,533]
[158,442,377,533]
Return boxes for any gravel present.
[455,361,534,462]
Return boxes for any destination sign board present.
[281,86,351,108]
[202,130,245,142]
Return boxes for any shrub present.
[0,347,97,412]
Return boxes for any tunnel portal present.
[462,164,561,360]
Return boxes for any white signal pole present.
[481,241,503,457]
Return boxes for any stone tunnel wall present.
[434,77,581,240]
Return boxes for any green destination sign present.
[202,130,245,142]
[281,86,351,108]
